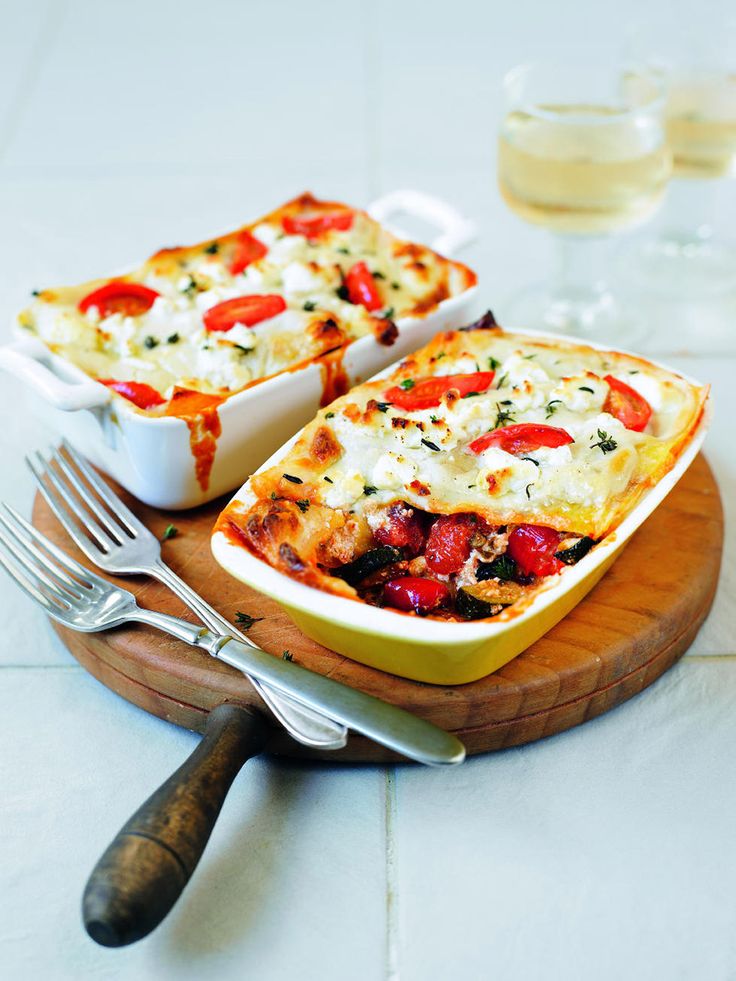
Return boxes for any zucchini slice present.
[554,536,594,565]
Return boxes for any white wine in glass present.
[497,64,670,339]
[625,22,736,297]
[667,75,736,178]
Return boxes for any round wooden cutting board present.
[32,454,723,762]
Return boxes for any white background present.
[0,1,734,979]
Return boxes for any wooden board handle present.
[82,703,267,947]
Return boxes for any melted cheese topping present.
[241,324,707,547]
[17,194,475,403]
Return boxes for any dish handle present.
[368,189,476,256]
[0,337,110,411]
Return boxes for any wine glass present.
[497,62,671,340]
[625,21,736,297]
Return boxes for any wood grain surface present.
[32,453,723,762]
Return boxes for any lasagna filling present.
[216,313,707,622]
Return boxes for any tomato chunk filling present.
[330,500,595,620]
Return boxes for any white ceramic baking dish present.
[0,191,478,510]
[211,331,711,685]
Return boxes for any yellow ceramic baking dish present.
[211,332,710,685]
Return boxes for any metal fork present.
[26,440,347,750]
[0,502,465,764]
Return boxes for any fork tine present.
[0,505,98,596]
[0,519,76,608]
[61,439,147,538]
[26,451,113,558]
[0,511,83,599]
[52,446,127,545]
[41,451,119,552]
[0,544,64,615]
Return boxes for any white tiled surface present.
[0,2,734,979]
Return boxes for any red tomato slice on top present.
[468,423,573,456]
[603,375,652,432]
[385,372,496,411]
[203,294,286,332]
[98,379,165,410]
[229,230,268,275]
[282,210,354,238]
[79,282,160,318]
[345,261,382,311]
[506,524,564,578]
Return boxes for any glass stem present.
[551,234,609,307]
[659,178,718,246]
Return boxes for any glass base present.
[499,283,646,346]
[621,235,736,300]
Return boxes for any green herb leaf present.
[496,373,508,389]
[335,284,350,301]
[303,300,317,311]
[160,524,178,542]
[363,485,378,496]
[282,650,294,661]
[488,356,500,370]
[180,275,198,296]
[336,247,351,255]
[591,429,618,454]
[494,404,516,428]
[283,473,303,484]
[235,611,264,630]
[391,281,401,289]
[372,270,386,279]
[399,378,415,391]
[31,289,41,297]
[295,499,310,513]
[167,333,180,344]
[578,385,594,393]
[323,476,333,483]
[381,307,395,320]
[143,336,158,350]
[375,402,391,412]
[325,411,335,419]
[462,391,481,399]
[476,555,517,582]
[421,438,441,452]
[203,242,220,254]
[545,399,562,419]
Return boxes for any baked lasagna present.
[17,193,476,414]
[216,313,708,621]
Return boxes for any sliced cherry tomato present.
[229,230,268,275]
[344,261,382,311]
[603,375,652,432]
[203,294,286,332]
[282,209,354,238]
[383,576,450,615]
[79,282,160,318]
[506,524,563,578]
[98,379,165,410]
[373,502,427,556]
[385,371,496,411]
[425,513,477,575]
[468,423,573,456]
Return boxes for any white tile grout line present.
[0,0,68,163]
[385,765,401,981]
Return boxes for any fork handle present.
[82,703,266,947]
